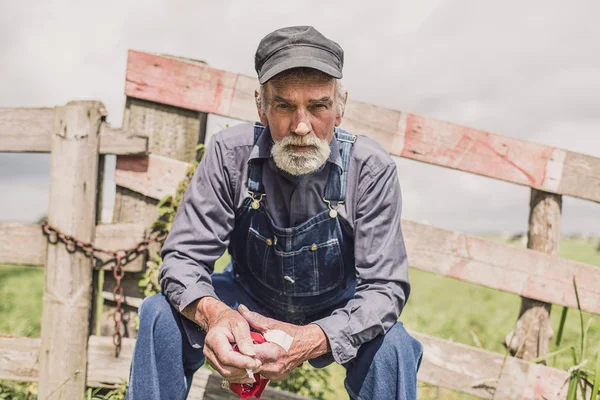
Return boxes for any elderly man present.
[126,26,422,400]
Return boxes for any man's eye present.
[277,104,290,109]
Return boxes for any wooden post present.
[504,189,562,361]
[38,101,104,399]
[103,91,207,336]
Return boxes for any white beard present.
[271,133,331,176]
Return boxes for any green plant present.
[270,363,333,400]
[0,380,37,400]
[531,278,599,399]
[85,379,127,400]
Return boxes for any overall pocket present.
[246,227,282,292]
[278,238,344,297]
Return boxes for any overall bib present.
[229,123,357,325]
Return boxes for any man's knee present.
[345,323,422,399]
[138,294,178,331]
[381,323,423,369]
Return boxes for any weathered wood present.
[98,122,149,155]
[0,108,148,155]
[402,220,600,315]
[0,333,575,399]
[38,101,103,400]
[0,107,55,152]
[109,61,208,339]
[125,50,600,203]
[505,190,562,361]
[413,332,572,399]
[0,224,47,266]
[0,223,147,272]
[115,154,190,200]
[0,336,39,381]
[0,336,310,399]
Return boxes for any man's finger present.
[238,304,273,331]
[205,347,256,382]
[230,319,256,357]
[253,342,286,362]
[207,330,260,369]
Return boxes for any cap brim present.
[258,46,343,84]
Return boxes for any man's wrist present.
[303,324,330,360]
[182,296,228,331]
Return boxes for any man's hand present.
[238,304,330,382]
[182,297,261,384]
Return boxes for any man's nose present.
[291,111,311,136]
[293,122,310,136]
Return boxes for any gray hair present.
[256,69,346,117]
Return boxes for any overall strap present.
[247,122,266,195]
[323,128,356,206]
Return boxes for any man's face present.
[258,76,344,176]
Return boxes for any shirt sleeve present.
[159,136,236,313]
[312,162,410,365]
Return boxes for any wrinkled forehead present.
[265,75,336,99]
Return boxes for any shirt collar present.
[248,125,344,171]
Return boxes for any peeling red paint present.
[402,114,556,188]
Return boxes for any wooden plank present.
[0,217,575,318]
[0,224,46,266]
[0,107,55,152]
[115,154,190,200]
[0,333,573,399]
[98,122,149,155]
[0,223,147,272]
[124,50,600,203]
[412,331,572,399]
[0,108,148,155]
[402,220,600,316]
[0,336,309,399]
[38,101,102,399]
[0,336,40,382]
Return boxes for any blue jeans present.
[126,270,422,400]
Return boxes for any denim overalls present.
[229,123,357,325]
[128,123,423,400]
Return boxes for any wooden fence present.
[0,49,599,399]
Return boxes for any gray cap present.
[254,26,344,84]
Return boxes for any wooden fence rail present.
[0,331,573,399]
[124,49,600,203]
[0,108,148,155]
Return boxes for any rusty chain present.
[41,220,167,357]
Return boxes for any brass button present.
[266,239,273,246]
[311,244,318,251]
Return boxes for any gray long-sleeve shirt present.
[160,123,410,364]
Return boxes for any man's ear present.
[335,91,348,127]
[255,88,269,126]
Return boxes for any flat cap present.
[254,26,344,84]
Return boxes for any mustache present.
[279,133,323,147]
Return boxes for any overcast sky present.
[1,0,599,235]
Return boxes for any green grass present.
[1,237,599,399]
[0,264,44,337]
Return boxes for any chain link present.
[41,220,167,357]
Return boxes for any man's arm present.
[311,162,410,365]
[159,134,260,383]
[159,136,235,313]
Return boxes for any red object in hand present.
[229,332,269,399]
